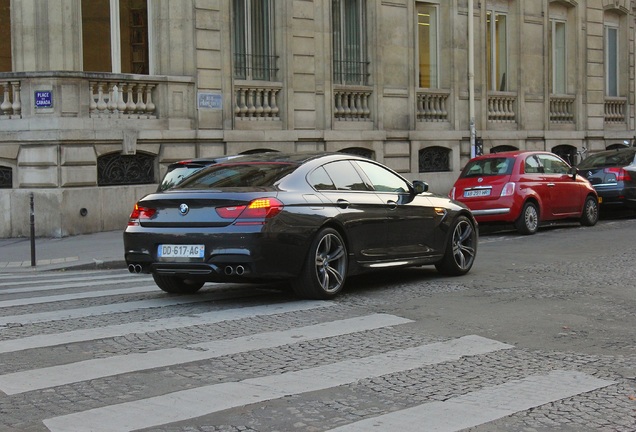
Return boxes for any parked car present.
[449,151,599,235]
[576,147,636,208]
[125,152,478,299]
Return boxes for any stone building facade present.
[0,0,634,237]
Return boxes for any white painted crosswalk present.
[0,270,619,432]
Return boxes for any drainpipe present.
[468,0,476,158]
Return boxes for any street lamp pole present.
[468,0,476,158]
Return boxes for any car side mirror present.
[412,180,429,194]
[568,166,577,179]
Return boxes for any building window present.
[551,144,577,165]
[0,166,11,188]
[550,20,566,94]
[486,10,507,91]
[233,0,277,81]
[97,153,155,186]
[605,25,619,97]
[417,3,438,88]
[0,0,10,72]
[81,0,150,74]
[332,0,369,86]
[419,147,450,173]
[490,145,517,153]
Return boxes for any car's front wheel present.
[435,215,477,276]
[152,274,204,294]
[580,195,599,226]
[515,201,539,235]
[292,227,348,300]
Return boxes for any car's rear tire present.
[580,195,599,226]
[152,274,204,294]
[435,215,477,276]
[291,227,347,300]
[515,201,539,235]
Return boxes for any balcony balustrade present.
[416,89,450,122]
[0,80,21,119]
[549,95,575,123]
[234,82,282,120]
[604,97,627,124]
[488,92,517,122]
[334,86,372,121]
[89,81,156,119]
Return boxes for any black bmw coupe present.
[124,152,477,299]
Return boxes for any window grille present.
[332,0,369,86]
[419,147,450,173]
[233,0,277,81]
[0,166,11,188]
[97,153,155,186]
[490,145,518,154]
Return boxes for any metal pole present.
[30,193,36,267]
[468,0,476,159]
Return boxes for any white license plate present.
[158,244,205,258]
[464,189,491,198]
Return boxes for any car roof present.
[584,147,636,157]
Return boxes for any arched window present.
[239,148,278,155]
[551,144,577,165]
[82,0,150,74]
[0,165,12,188]
[97,152,155,186]
[339,147,374,159]
[419,147,450,172]
[490,145,517,154]
[606,143,628,150]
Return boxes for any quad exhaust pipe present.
[224,265,245,276]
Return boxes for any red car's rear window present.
[460,157,514,178]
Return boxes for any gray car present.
[577,147,636,208]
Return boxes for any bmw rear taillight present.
[501,182,516,197]
[604,167,632,182]
[216,198,284,225]
[128,203,156,226]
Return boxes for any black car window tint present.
[524,156,542,174]
[308,166,336,191]
[177,163,295,188]
[322,161,370,191]
[355,161,408,192]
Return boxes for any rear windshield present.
[578,150,636,169]
[460,157,514,178]
[175,163,297,189]
[158,166,205,191]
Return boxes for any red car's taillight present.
[216,198,284,225]
[500,182,516,197]
[604,167,632,182]
[128,203,156,226]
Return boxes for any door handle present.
[547,183,555,187]
[387,200,398,210]
[336,199,350,209]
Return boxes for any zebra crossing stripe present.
[0,285,158,308]
[326,370,616,432]
[0,273,150,289]
[0,300,332,353]
[42,335,513,432]
[0,291,239,326]
[0,314,413,395]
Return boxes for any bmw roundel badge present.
[179,203,189,215]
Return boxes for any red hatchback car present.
[450,151,599,234]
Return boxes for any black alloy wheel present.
[435,215,477,276]
[292,227,348,300]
